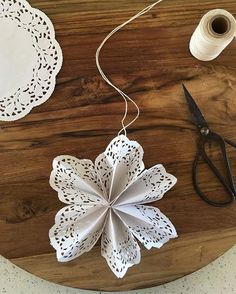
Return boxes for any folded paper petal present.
[95,135,144,202]
[101,209,141,278]
[115,164,177,205]
[114,205,177,250]
[50,155,107,204]
[49,205,108,262]
[50,187,107,205]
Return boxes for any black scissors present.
[183,84,236,207]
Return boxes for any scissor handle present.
[193,132,236,207]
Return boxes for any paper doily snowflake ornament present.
[49,135,177,278]
[0,0,62,121]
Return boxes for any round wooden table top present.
[1,0,236,291]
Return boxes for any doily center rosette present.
[49,135,177,278]
[0,0,62,121]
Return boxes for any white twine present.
[96,1,163,136]
[190,9,236,61]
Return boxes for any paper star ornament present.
[49,135,177,278]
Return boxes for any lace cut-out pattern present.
[0,0,62,120]
[50,135,177,278]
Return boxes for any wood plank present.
[1,0,236,290]
[11,229,236,291]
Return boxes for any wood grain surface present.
[1,0,236,291]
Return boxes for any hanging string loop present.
[95,1,163,136]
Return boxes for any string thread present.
[95,1,163,136]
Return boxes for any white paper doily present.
[0,0,62,121]
[49,135,178,278]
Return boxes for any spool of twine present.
[190,9,236,61]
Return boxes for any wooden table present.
[1,0,236,291]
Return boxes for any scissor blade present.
[182,84,208,129]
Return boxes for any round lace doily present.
[0,0,62,121]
